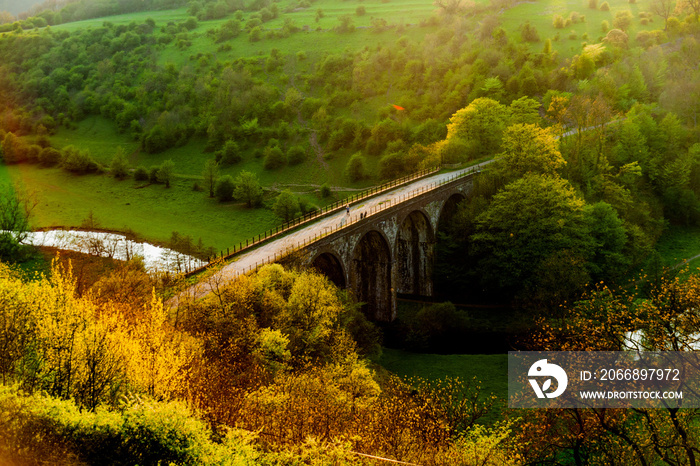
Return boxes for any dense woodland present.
[1,0,700,463]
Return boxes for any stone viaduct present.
[302,172,476,322]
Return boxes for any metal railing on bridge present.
[184,166,441,276]
[188,164,481,281]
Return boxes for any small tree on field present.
[264,146,285,170]
[202,159,219,198]
[215,175,235,202]
[345,153,367,182]
[157,160,175,188]
[235,171,263,207]
[110,147,130,179]
[287,145,306,165]
[273,190,300,223]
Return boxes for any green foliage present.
[446,98,510,159]
[157,159,175,188]
[202,159,219,198]
[133,166,149,182]
[109,147,130,179]
[215,140,241,166]
[61,145,98,174]
[273,190,299,222]
[345,152,367,182]
[214,174,235,202]
[263,145,285,170]
[234,170,263,207]
[286,145,306,165]
[471,174,592,297]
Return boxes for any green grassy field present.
[0,162,282,252]
[502,0,659,58]
[378,348,508,423]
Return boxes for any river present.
[21,229,206,273]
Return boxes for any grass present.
[0,163,280,252]
[501,0,661,58]
[378,347,508,424]
[654,224,700,270]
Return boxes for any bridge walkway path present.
[171,160,493,306]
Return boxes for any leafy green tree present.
[509,97,540,125]
[273,190,300,222]
[202,159,219,198]
[345,153,367,181]
[446,98,510,158]
[157,160,175,188]
[471,174,593,294]
[584,201,629,281]
[263,145,285,170]
[286,145,306,165]
[0,185,35,261]
[216,140,241,165]
[235,171,263,207]
[61,146,98,174]
[495,124,564,179]
[110,147,130,179]
[214,175,235,202]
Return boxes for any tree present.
[235,171,263,207]
[110,147,130,179]
[650,0,675,29]
[202,159,219,198]
[345,153,367,182]
[509,97,540,125]
[286,146,306,165]
[157,160,175,188]
[273,190,300,223]
[263,146,285,170]
[216,140,241,166]
[0,185,36,261]
[495,124,565,180]
[214,175,235,202]
[471,174,592,297]
[446,98,510,158]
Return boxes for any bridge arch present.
[311,251,346,289]
[350,230,394,321]
[437,192,466,233]
[395,209,434,296]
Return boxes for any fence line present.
[190,165,481,281]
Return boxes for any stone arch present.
[395,210,434,296]
[437,192,466,233]
[311,251,346,289]
[350,230,394,322]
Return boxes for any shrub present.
[216,140,241,165]
[356,5,366,16]
[520,21,540,42]
[320,183,331,198]
[149,166,160,183]
[61,146,98,174]
[134,166,149,181]
[345,153,367,181]
[286,145,306,165]
[553,14,564,28]
[589,0,597,9]
[601,20,610,32]
[110,148,130,179]
[215,175,236,202]
[600,1,609,11]
[39,147,61,166]
[263,146,285,170]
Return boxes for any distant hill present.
[0,0,45,16]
